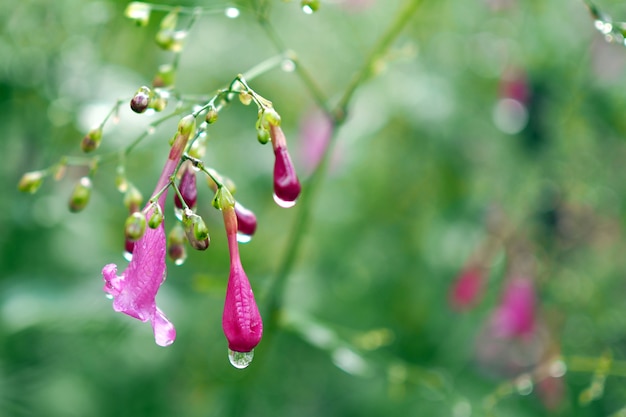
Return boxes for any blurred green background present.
[3,0,626,415]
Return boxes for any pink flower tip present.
[101,222,176,347]
[235,202,257,237]
[222,259,263,353]
[273,146,301,204]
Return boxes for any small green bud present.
[182,209,210,250]
[123,185,143,212]
[239,92,252,106]
[18,171,45,194]
[125,2,151,26]
[178,114,196,137]
[153,64,176,88]
[212,187,236,211]
[149,93,167,112]
[81,127,103,153]
[205,107,219,124]
[68,176,93,212]
[257,127,270,144]
[262,108,281,127]
[148,204,164,229]
[188,132,207,159]
[125,211,147,241]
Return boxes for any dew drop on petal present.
[236,232,252,244]
[225,7,240,18]
[273,193,297,208]
[228,349,254,369]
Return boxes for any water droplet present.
[174,207,184,221]
[549,359,567,378]
[123,251,133,262]
[515,374,533,396]
[105,293,114,300]
[281,59,296,73]
[174,257,186,266]
[225,7,240,18]
[273,193,297,208]
[228,349,254,369]
[302,5,314,14]
[236,232,252,243]
[147,126,156,135]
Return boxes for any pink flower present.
[101,115,195,346]
[298,108,333,176]
[489,276,536,338]
[222,205,263,352]
[449,265,485,311]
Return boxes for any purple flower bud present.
[130,86,152,113]
[174,163,197,210]
[68,176,93,212]
[222,206,262,354]
[489,276,536,339]
[449,265,485,312]
[270,125,301,207]
[235,202,257,239]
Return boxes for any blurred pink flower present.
[449,265,485,311]
[298,108,333,176]
[489,276,536,338]
[339,0,375,13]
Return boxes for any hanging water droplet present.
[173,257,185,266]
[123,251,133,262]
[174,207,184,221]
[302,4,314,14]
[105,293,114,300]
[549,359,567,378]
[273,193,297,208]
[225,7,240,18]
[515,374,533,396]
[236,232,252,244]
[281,59,296,73]
[147,126,156,135]
[228,349,254,369]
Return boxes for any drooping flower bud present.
[234,202,257,242]
[182,209,210,250]
[489,276,536,339]
[257,128,270,144]
[148,203,164,229]
[125,211,147,241]
[270,124,301,207]
[130,86,152,114]
[222,205,263,364]
[449,265,486,312]
[68,176,93,212]
[123,185,143,213]
[174,162,197,210]
[149,91,168,112]
[205,107,219,124]
[18,171,45,194]
[155,10,186,52]
[81,127,103,153]
[167,223,187,265]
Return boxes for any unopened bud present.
[213,187,236,211]
[149,93,167,112]
[174,163,197,209]
[257,127,270,144]
[130,86,152,113]
[182,209,210,250]
[168,224,187,265]
[178,114,196,137]
[205,107,219,124]
[153,64,175,88]
[18,171,45,194]
[81,127,103,152]
[262,108,281,127]
[125,2,151,26]
[235,202,257,238]
[125,211,147,241]
[148,203,164,229]
[69,176,93,212]
[273,146,302,206]
[123,185,143,212]
[239,92,252,106]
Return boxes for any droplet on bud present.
[68,176,93,212]
[273,146,302,206]
[301,0,320,14]
[18,171,45,194]
[228,349,254,369]
[225,7,240,18]
[125,211,147,241]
